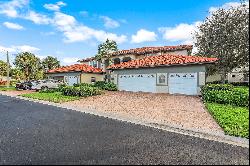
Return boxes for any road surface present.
[0,95,249,165]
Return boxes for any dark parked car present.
[15,81,40,90]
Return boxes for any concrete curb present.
[1,93,249,148]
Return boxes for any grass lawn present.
[21,92,80,103]
[205,102,249,138]
[0,86,16,91]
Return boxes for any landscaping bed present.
[19,81,117,103]
[21,92,80,103]
[201,84,249,138]
[205,102,249,138]
[0,86,16,91]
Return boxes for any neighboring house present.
[107,54,217,95]
[46,64,103,86]
[78,57,102,68]
[206,66,249,83]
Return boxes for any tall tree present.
[42,56,60,71]
[0,60,8,76]
[14,52,42,80]
[10,68,25,81]
[95,39,118,61]
[194,2,249,83]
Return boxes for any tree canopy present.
[42,56,60,71]
[194,2,249,82]
[0,60,8,76]
[14,52,42,80]
[95,39,118,60]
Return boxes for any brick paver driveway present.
[63,91,223,133]
[0,94,249,165]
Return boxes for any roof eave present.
[107,61,217,70]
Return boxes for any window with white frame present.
[157,73,168,85]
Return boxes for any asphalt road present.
[0,95,249,165]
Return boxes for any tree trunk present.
[221,69,227,84]
[25,68,29,81]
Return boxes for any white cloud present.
[0,0,127,44]
[131,29,157,43]
[25,11,52,25]
[62,57,80,64]
[100,16,120,29]
[53,12,127,43]
[0,0,51,25]
[13,45,40,52]
[3,22,24,30]
[0,45,16,53]
[209,1,249,13]
[158,21,202,44]
[0,45,40,53]
[44,1,66,11]
[0,0,29,18]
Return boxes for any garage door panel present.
[68,76,79,86]
[169,73,197,95]
[118,74,156,93]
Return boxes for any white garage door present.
[68,76,78,86]
[169,73,197,95]
[118,74,156,93]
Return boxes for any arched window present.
[113,58,121,65]
[122,57,132,62]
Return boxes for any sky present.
[0,0,247,65]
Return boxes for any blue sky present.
[0,0,244,65]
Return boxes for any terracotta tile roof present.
[110,45,193,56]
[107,54,218,70]
[78,57,96,62]
[47,64,103,73]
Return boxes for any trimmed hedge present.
[201,84,249,107]
[208,81,249,87]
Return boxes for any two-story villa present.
[48,45,217,95]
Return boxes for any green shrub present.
[204,84,234,91]
[94,81,106,89]
[73,83,95,87]
[230,82,249,87]
[205,102,249,138]
[58,83,67,92]
[10,80,18,86]
[62,85,101,97]
[94,81,117,91]
[103,82,118,91]
[39,88,57,93]
[201,84,249,107]
[79,86,102,97]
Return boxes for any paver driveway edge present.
[1,93,249,148]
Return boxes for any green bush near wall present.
[94,81,118,91]
[201,84,249,107]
